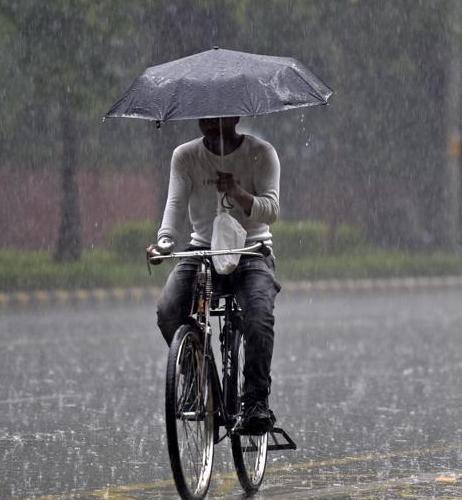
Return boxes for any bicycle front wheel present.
[229,329,268,494]
[165,325,214,500]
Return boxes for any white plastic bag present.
[211,212,247,274]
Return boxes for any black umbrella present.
[105,48,332,123]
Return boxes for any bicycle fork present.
[195,260,213,412]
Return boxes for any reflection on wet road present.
[1,287,462,498]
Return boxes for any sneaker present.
[240,399,276,435]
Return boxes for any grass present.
[0,249,173,291]
[1,248,462,292]
[276,249,462,281]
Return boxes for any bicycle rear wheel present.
[165,325,214,500]
[229,329,268,494]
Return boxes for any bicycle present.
[149,242,296,500]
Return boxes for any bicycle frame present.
[190,256,245,439]
[149,243,264,431]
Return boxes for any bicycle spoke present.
[179,404,201,477]
[189,421,201,456]
[185,430,199,485]
[198,417,204,446]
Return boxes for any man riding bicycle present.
[147,116,281,434]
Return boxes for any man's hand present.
[146,236,175,265]
[216,171,239,197]
[216,171,254,215]
[157,236,175,254]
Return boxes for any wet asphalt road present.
[1,286,462,499]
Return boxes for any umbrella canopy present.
[105,48,332,123]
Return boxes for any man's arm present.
[219,146,280,223]
[249,144,280,224]
[157,147,191,244]
[216,144,280,222]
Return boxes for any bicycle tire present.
[229,328,268,494]
[165,324,214,500]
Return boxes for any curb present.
[1,276,462,309]
[0,287,162,309]
[282,275,462,293]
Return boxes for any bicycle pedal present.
[267,427,297,451]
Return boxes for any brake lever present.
[146,251,152,275]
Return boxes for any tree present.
[228,0,452,249]
[442,0,462,250]
[0,0,140,260]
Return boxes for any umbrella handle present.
[221,193,234,210]
[218,117,233,210]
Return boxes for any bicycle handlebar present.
[148,241,269,263]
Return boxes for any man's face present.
[198,117,239,139]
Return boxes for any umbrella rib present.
[237,59,257,116]
[287,66,332,103]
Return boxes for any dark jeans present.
[157,252,281,403]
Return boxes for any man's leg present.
[157,258,198,345]
[234,254,281,430]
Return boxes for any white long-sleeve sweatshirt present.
[158,134,280,247]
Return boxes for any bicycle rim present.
[166,326,214,500]
[230,331,268,493]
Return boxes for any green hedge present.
[2,219,462,292]
[106,219,366,262]
[106,220,154,262]
[1,247,462,292]
[271,220,365,259]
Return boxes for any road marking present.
[90,479,174,498]
[0,393,80,405]
[92,289,110,302]
[269,442,461,472]
[275,471,461,499]
[435,473,462,484]
[31,442,462,499]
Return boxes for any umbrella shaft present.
[219,117,224,169]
